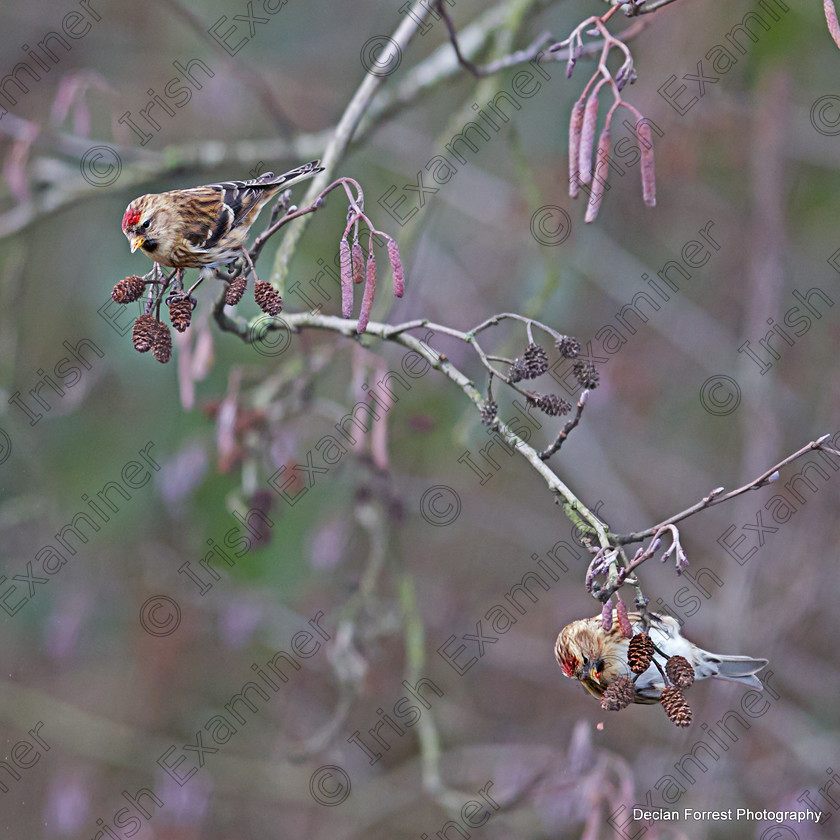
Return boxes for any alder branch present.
[213,304,835,613]
[614,434,835,545]
[0,0,542,241]
[266,0,435,292]
[213,306,613,547]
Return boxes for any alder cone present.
[225,276,247,305]
[661,685,692,727]
[168,296,192,333]
[665,655,695,689]
[628,633,654,674]
[601,676,635,711]
[254,280,282,316]
[152,322,172,363]
[113,275,145,303]
[132,314,157,353]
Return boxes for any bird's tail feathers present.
[710,654,768,689]
[254,160,323,189]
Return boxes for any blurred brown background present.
[1,1,838,838]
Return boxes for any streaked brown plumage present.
[556,611,768,704]
[121,160,323,271]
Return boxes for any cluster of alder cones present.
[111,274,282,363]
[601,633,696,728]
[481,337,598,424]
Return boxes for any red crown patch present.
[122,206,141,230]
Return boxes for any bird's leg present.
[186,267,212,298]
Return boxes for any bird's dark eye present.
[140,219,151,231]
[582,656,589,667]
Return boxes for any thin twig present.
[538,391,588,459]
[268,1,434,292]
[637,0,684,14]
[214,306,614,546]
[615,434,835,544]
[435,0,553,76]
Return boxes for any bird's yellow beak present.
[130,235,145,253]
[588,666,603,685]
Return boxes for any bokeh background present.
[1,0,839,838]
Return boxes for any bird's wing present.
[200,160,324,231]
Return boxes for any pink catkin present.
[352,240,364,284]
[616,597,634,639]
[601,599,613,631]
[578,93,600,186]
[585,128,611,224]
[387,238,405,297]
[339,238,353,318]
[826,0,840,49]
[638,122,656,207]
[568,100,585,198]
[357,252,377,334]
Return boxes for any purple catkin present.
[616,597,634,639]
[601,598,614,631]
[585,128,611,224]
[352,240,364,285]
[339,238,353,318]
[578,92,600,186]
[357,251,377,334]
[638,122,656,207]
[568,99,585,198]
[387,238,405,297]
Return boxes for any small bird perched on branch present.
[555,611,768,704]
[121,160,323,271]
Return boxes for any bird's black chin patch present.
[143,239,159,253]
